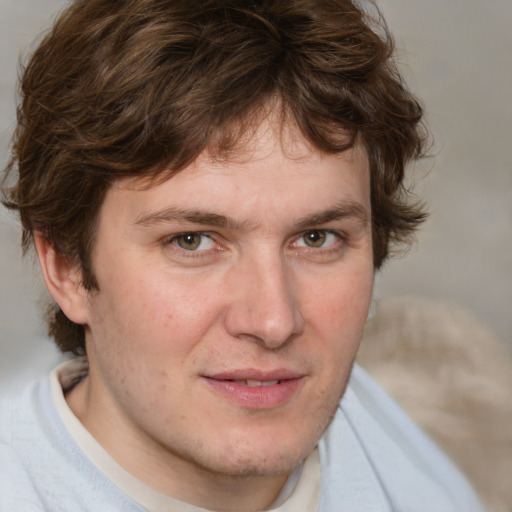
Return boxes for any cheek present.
[306,267,373,331]
[302,265,373,387]
[89,269,224,361]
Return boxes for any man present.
[0,0,484,510]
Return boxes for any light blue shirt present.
[0,363,485,511]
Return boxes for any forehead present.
[136,113,366,183]
[134,103,362,184]
[102,116,371,231]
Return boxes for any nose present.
[224,254,305,350]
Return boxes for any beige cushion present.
[357,296,512,512]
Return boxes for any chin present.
[202,448,306,479]
[193,425,319,478]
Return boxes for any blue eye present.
[171,233,215,251]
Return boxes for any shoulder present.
[0,377,46,442]
[317,364,486,512]
[0,379,52,511]
[0,441,46,511]
[0,372,144,512]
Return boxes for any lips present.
[207,368,303,382]
[203,369,304,409]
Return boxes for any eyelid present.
[292,229,346,250]
[173,232,215,250]
[162,228,346,259]
[164,231,222,255]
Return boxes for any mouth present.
[230,379,280,387]
[203,370,305,409]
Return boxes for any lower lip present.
[204,378,303,409]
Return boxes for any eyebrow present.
[134,207,247,230]
[294,202,369,230]
[134,201,369,231]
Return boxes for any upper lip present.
[205,368,304,381]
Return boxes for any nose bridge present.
[225,247,304,348]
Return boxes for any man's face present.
[75,118,373,487]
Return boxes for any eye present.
[171,232,215,251]
[296,230,339,248]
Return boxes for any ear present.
[34,232,89,325]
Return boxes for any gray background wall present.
[1,0,511,383]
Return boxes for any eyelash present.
[163,229,346,258]
[164,232,219,258]
[293,229,344,250]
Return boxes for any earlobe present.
[34,233,89,325]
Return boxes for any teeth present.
[245,379,280,387]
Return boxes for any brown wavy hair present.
[2,0,427,355]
